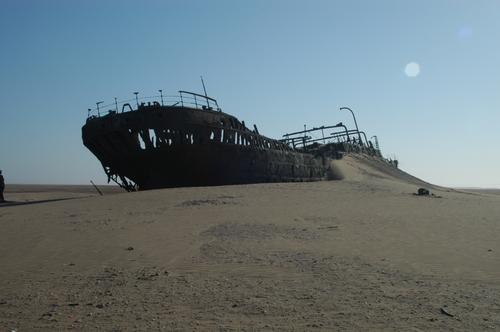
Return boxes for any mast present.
[200,76,209,108]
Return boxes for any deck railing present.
[281,123,353,149]
[281,123,382,156]
[87,90,221,118]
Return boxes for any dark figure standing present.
[0,170,5,202]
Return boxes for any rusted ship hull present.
[82,103,329,191]
[90,144,327,190]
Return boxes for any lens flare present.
[405,62,420,77]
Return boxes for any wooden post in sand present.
[90,180,103,196]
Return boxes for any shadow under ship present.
[82,90,379,191]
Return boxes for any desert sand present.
[1,154,500,331]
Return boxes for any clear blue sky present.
[1,0,499,187]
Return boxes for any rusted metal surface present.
[82,90,384,191]
[82,94,328,191]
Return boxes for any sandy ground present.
[1,154,500,331]
[2,184,122,205]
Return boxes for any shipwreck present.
[82,88,382,191]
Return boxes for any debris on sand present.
[417,188,430,196]
[414,188,442,198]
[440,307,455,317]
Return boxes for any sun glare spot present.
[404,62,420,77]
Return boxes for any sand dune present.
[1,154,499,331]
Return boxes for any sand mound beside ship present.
[1,154,500,330]
[330,154,435,187]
